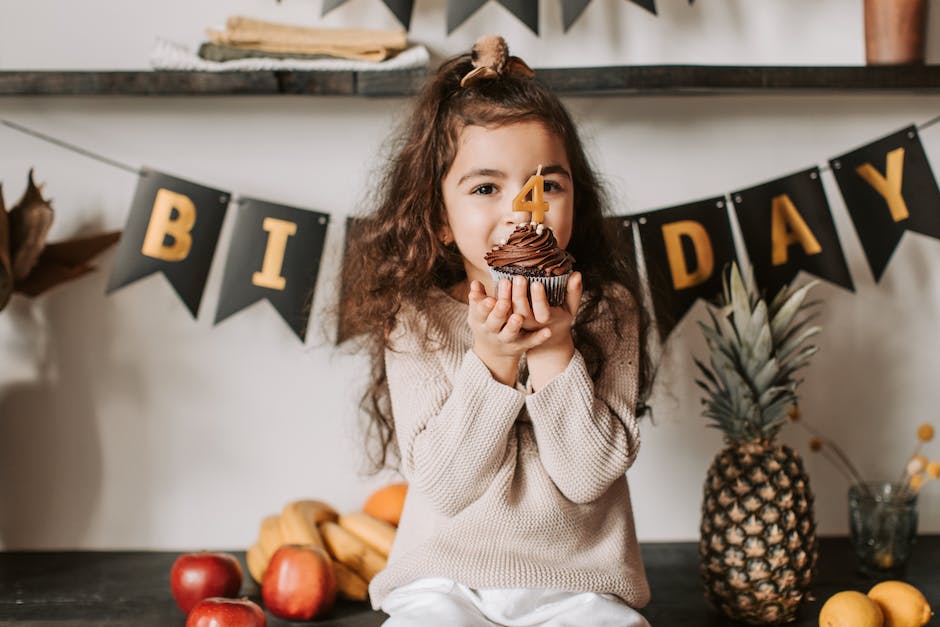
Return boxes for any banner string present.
[4,110,940,185]
[918,113,940,132]
[0,118,140,175]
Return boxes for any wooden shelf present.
[3,65,940,97]
[0,68,428,97]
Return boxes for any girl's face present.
[441,121,573,296]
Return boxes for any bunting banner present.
[447,0,539,34]
[560,0,591,31]
[319,0,698,33]
[7,112,940,345]
[628,0,657,16]
[447,0,487,34]
[829,125,940,282]
[634,196,737,339]
[323,0,415,30]
[732,167,854,299]
[105,168,230,318]
[560,0,698,31]
[214,197,330,341]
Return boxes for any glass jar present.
[848,481,919,577]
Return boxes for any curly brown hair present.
[340,51,653,474]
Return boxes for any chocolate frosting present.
[484,223,574,276]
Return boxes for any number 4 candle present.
[512,164,549,224]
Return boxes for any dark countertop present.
[1,536,937,626]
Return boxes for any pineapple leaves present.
[769,280,819,344]
[777,326,821,365]
[693,262,822,444]
[743,300,768,349]
[752,358,780,393]
[745,314,773,374]
[729,264,751,337]
[694,357,721,388]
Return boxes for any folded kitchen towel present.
[207,17,408,62]
[150,38,429,72]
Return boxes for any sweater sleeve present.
[524,293,641,504]
[386,316,526,517]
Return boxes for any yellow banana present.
[246,542,268,583]
[280,499,338,550]
[332,559,369,601]
[338,512,396,557]
[319,520,387,582]
[258,514,284,560]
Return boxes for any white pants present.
[380,577,651,627]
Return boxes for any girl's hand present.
[525,272,582,390]
[468,279,552,386]
[508,273,581,338]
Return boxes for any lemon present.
[868,581,933,627]
[819,590,884,627]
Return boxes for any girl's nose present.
[505,202,528,224]
[505,212,527,225]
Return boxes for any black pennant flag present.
[561,0,591,31]
[732,167,854,298]
[499,0,539,34]
[829,125,940,282]
[634,196,736,339]
[564,0,692,30]
[447,0,539,34]
[323,0,414,28]
[106,168,229,318]
[321,0,347,14]
[214,197,329,342]
[382,0,415,28]
[628,0,657,16]
[448,0,488,33]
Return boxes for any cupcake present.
[484,222,574,307]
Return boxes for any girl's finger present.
[530,281,551,323]
[485,297,512,332]
[468,280,487,303]
[498,313,524,341]
[522,327,553,351]
[468,281,488,320]
[565,271,583,317]
[497,278,512,302]
[470,296,495,323]
[510,275,533,320]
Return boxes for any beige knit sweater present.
[368,287,649,610]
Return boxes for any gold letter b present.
[141,188,196,262]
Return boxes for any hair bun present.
[460,35,534,88]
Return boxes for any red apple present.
[261,544,336,620]
[186,597,266,627]
[170,551,244,613]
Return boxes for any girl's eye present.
[543,179,563,193]
[472,184,497,195]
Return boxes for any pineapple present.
[695,263,821,625]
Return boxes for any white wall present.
[2,0,940,549]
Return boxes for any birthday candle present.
[512,164,550,224]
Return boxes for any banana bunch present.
[246,499,397,602]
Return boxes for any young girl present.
[341,36,653,626]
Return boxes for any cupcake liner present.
[489,268,569,307]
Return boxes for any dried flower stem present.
[817,446,860,486]
[796,420,867,488]
[898,442,925,486]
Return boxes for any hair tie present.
[459,35,535,88]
